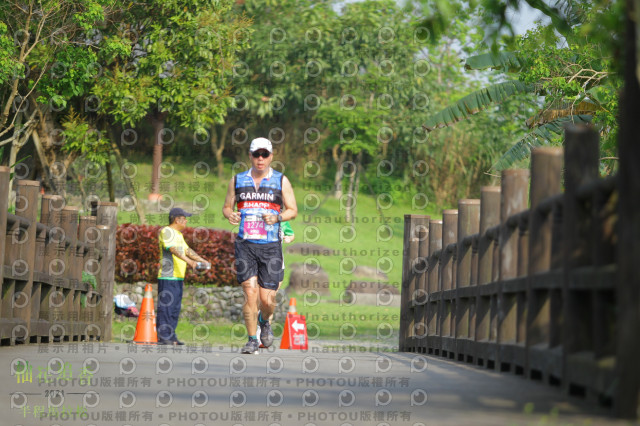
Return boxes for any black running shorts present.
[234,239,283,290]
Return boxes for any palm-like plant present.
[422,17,620,173]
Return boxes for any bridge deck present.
[1,343,626,426]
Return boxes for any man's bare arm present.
[169,247,197,269]
[222,177,240,225]
[280,176,298,222]
[186,247,206,263]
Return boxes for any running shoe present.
[259,321,274,348]
[241,338,260,354]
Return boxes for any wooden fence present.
[0,166,117,345]
[400,126,636,416]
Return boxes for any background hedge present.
[115,224,237,286]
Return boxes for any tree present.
[0,0,112,194]
[209,0,339,180]
[92,0,251,199]
[419,0,622,173]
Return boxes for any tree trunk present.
[109,128,147,224]
[345,153,357,223]
[8,112,23,199]
[212,122,230,181]
[31,131,56,193]
[105,159,115,202]
[352,151,363,222]
[35,106,64,195]
[59,150,79,201]
[67,166,87,206]
[332,144,347,199]
[149,113,166,200]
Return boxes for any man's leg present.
[254,242,283,348]
[258,287,277,322]
[169,280,183,342]
[241,277,260,353]
[257,287,277,347]
[156,279,172,342]
[236,239,260,353]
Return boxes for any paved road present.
[0,342,632,426]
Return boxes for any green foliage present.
[314,0,426,159]
[516,23,621,157]
[493,114,592,170]
[36,46,100,109]
[61,109,112,164]
[82,271,98,289]
[422,1,621,171]
[463,51,523,72]
[0,23,21,84]
[80,271,97,308]
[2,0,111,106]
[422,80,534,131]
[92,0,251,133]
[72,0,106,30]
[223,0,438,195]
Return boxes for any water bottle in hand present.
[196,262,211,271]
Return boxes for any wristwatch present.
[277,214,283,222]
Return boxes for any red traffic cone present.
[280,298,308,350]
[133,284,157,344]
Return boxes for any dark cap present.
[169,207,193,220]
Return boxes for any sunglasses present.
[251,150,271,158]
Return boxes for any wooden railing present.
[0,166,117,345]
[400,126,632,414]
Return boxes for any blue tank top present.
[235,168,283,243]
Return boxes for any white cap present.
[249,137,272,153]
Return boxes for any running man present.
[222,137,298,354]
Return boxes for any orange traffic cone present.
[133,284,157,344]
[288,297,297,313]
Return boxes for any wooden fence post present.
[96,225,110,340]
[563,125,600,382]
[84,217,101,340]
[457,200,480,289]
[413,216,430,352]
[425,219,442,354]
[615,8,640,416]
[456,200,480,346]
[14,180,40,343]
[499,170,530,280]
[94,202,118,342]
[497,169,529,371]
[62,206,80,340]
[440,209,457,357]
[478,187,501,285]
[400,214,428,352]
[441,210,458,292]
[526,147,563,378]
[476,186,501,362]
[400,215,413,352]
[37,195,63,342]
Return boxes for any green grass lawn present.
[113,156,441,347]
[112,298,400,349]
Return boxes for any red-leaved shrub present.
[116,224,237,286]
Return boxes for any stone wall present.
[114,282,288,323]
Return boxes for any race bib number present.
[243,215,267,240]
